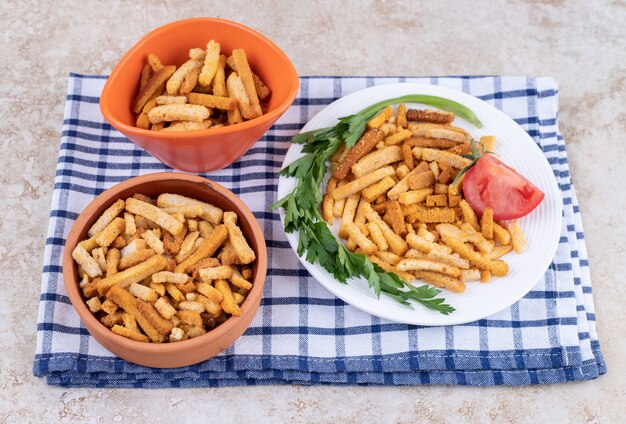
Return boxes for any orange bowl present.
[100,18,299,173]
[62,173,267,368]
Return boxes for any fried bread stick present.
[332,128,385,180]
[106,285,164,342]
[406,109,455,124]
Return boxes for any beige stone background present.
[1,0,624,422]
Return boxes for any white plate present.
[276,83,562,326]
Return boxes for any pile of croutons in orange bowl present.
[100,18,299,173]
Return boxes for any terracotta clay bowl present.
[100,18,299,172]
[63,172,267,368]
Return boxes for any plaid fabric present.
[33,74,606,387]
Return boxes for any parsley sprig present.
[272,95,483,315]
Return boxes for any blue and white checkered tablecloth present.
[33,74,606,387]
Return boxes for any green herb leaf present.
[451,139,487,194]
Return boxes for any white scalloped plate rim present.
[276,82,562,326]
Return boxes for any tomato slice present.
[462,155,545,220]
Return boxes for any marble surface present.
[1,0,624,422]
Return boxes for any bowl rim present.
[100,17,299,139]
[62,172,268,355]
